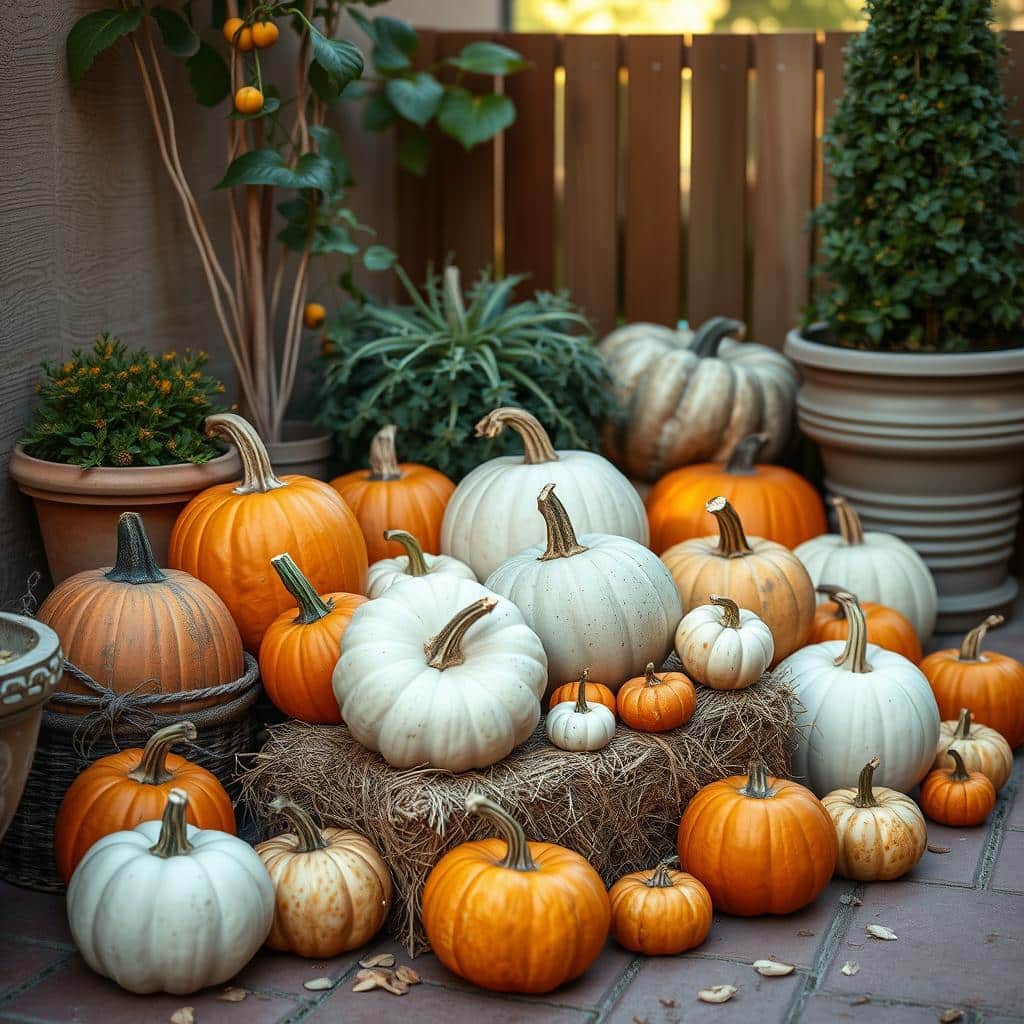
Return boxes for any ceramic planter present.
[264,420,334,480]
[0,614,62,843]
[9,447,241,584]
[785,328,1024,632]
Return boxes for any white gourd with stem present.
[674,595,774,690]
[366,529,476,598]
[933,707,1013,791]
[546,676,616,752]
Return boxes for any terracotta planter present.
[0,614,62,843]
[9,447,241,584]
[264,420,334,480]
[785,328,1024,632]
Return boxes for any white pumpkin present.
[674,596,774,690]
[484,483,682,692]
[794,497,937,641]
[67,789,274,995]
[934,707,1013,791]
[333,575,547,771]
[441,406,649,580]
[778,590,940,796]
[546,679,616,752]
[366,528,476,598]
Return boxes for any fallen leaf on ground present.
[851,996,870,1006]
[352,977,380,992]
[866,924,898,941]
[928,844,951,854]
[841,961,860,976]
[797,929,815,937]
[303,977,335,991]
[395,966,421,985]
[169,1010,194,1024]
[939,1011,963,1023]
[752,960,794,977]
[698,985,737,1004]
[217,987,247,1002]
[839,894,863,906]
[359,953,396,969]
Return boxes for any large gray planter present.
[784,329,1024,633]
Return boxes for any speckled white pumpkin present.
[366,529,476,598]
[674,596,774,690]
[546,689,617,752]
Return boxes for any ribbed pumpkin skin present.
[920,765,996,827]
[811,600,921,663]
[616,669,696,732]
[934,712,1013,791]
[548,679,617,715]
[609,868,712,955]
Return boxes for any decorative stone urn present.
[0,614,62,842]
[785,328,1024,633]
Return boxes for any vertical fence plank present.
[751,34,817,349]
[563,34,621,333]
[688,34,749,326]
[821,32,852,205]
[623,36,682,325]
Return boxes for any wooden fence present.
[394,31,1024,347]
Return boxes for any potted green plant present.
[9,335,238,582]
[785,0,1024,631]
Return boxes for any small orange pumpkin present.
[617,662,696,732]
[258,554,367,723]
[54,720,235,881]
[811,584,922,663]
[934,707,1013,792]
[330,424,455,564]
[919,748,996,827]
[548,668,617,715]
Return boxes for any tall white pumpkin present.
[441,407,649,580]
[778,591,940,796]
[794,497,937,641]
[484,483,682,693]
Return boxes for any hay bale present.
[239,670,794,955]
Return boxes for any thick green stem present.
[692,316,744,356]
[537,484,588,560]
[724,433,770,475]
[368,425,402,481]
[465,794,537,872]
[740,761,775,799]
[646,863,675,888]
[270,795,328,852]
[959,615,1003,662]
[127,721,197,785]
[946,748,970,782]
[424,598,496,670]
[853,757,881,808]
[105,512,167,584]
[706,497,752,557]
[384,530,429,577]
[830,591,872,674]
[149,789,194,858]
[206,412,285,494]
[272,553,333,624]
[475,408,559,464]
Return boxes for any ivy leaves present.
[67,8,142,88]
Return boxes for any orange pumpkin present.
[169,414,368,651]
[422,794,610,994]
[934,708,1013,792]
[54,720,235,881]
[330,424,455,564]
[616,663,696,732]
[609,862,712,955]
[548,668,617,715]
[919,748,996,827]
[678,761,837,916]
[920,614,1024,748]
[258,554,366,723]
[37,511,244,714]
[811,584,922,663]
[646,433,826,553]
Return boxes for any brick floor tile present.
[990,828,1024,893]
[0,882,72,946]
[800,994,963,1023]
[1005,776,1024,829]
[231,946,363,995]
[908,821,989,886]
[0,937,68,998]
[819,883,1024,1015]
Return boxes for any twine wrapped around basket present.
[0,653,261,891]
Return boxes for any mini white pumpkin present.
[934,707,1013,791]
[484,483,682,692]
[441,407,649,580]
[674,596,774,690]
[333,575,547,771]
[546,676,616,752]
[794,497,937,641]
[366,528,476,598]
[67,789,274,995]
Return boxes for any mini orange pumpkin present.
[617,663,696,732]
[54,720,235,881]
[646,433,826,554]
[258,554,367,724]
[810,584,922,662]
[934,707,1013,792]
[330,424,456,564]
[548,668,617,715]
[919,748,996,827]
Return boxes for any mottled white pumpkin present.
[934,707,1013,791]
[674,596,774,690]
[441,407,649,580]
[67,789,274,995]
[333,575,547,771]
[546,679,616,752]
[366,529,476,598]
[485,484,682,693]
[778,591,940,796]
[794,497,937,641]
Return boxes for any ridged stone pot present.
[785,328,1024,632]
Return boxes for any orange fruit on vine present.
[251,20,280,49]
[223,17,254,51]
[234,87,264,116]
[304,302,326,329]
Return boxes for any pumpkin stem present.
[643,662,662,687]
[946,747,970,782]
[830,591,872,674]
[711,595,741,629]
[127,721,197,785]
[574,672,593,713]
[691,316,745,357]
[953,707,972,741]
[724,433,770,475]
[269,795,328,853]
[475,407,559,465]
[740,761,775,799]
[958,615,1003,662]
[424,598,497,670]
[205,413,286,494]
[465,794,538,872]
[368,425,403,481]
[149,788,194,859]
[646,863,676,888]
[816,584,849,620]
[830,496,865,546]
[853,756,881,808]
[706,496,752,557]
[383,530,430,577]
[271,553,334,624]
[537,483,588,560]
[105,512,167,584]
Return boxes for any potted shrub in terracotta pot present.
[786,0,1024,632]
[10,335,239,583]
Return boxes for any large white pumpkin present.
[778,591,940,796]
[67,789,274,995]
[366,528,476,598]
[484,483,682,693]
[794,497,937,641]
[441,406,649,580]
[333,575,547,771]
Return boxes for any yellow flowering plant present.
[21,334,227,468]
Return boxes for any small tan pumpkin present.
[934,707,1013,792]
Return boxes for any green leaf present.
[363,90,397,131]
[310,26,363,90]
[308,60,342,105]
[187,41,230,106]
[228,95,281,120]
[67,8,142,88]
[277,197,310,221]
[438,89,515,149]
[216,150,335,192]
[151,7,200,58]
[447,41,526,76]
[309,125,352,188]
[396,130,430,176]
[364,245,397,271]
[386,72,443,128]
[370,17,417,73]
